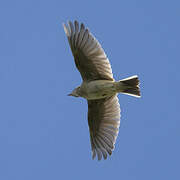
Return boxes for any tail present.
[115,75,141,98]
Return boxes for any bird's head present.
[68,86,81,97]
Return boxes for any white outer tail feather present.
[116,75,141,98]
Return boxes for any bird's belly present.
[81,80,117,100]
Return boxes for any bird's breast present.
[80,80,116,100]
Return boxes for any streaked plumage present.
[63,20,140,160]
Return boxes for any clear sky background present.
[0,0,180,179]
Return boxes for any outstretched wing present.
[88,95,120,160]
[63,20,114,81]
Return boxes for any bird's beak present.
[68,93,73,96]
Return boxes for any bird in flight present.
[63,20,141,160]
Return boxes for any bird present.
[63,20,141,160]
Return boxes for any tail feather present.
[116,75,141,98]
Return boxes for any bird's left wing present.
[63,20,114,81]
[87,95,120,160]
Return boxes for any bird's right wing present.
[63,20,114,81]
[87,95,120,160]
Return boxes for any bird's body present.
[80,80,116,100]
[63,20,141,160]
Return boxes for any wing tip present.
[62,22,70,36]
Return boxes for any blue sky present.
[0,0,180,179]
